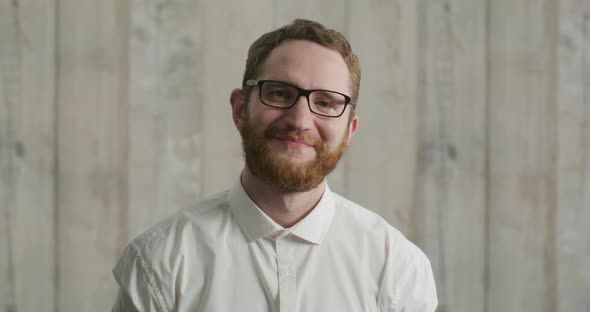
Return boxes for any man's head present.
[242,19,361,110]
[230,19,361,193]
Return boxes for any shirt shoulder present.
[131,190,231,247]
[330,192,438,311]
[112,190,232,311]
[330,192,406,239]
[329,192,428,274]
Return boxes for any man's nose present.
[282,95,314,129]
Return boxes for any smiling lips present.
[275,135,314,147]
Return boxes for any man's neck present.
[240,167,326,228]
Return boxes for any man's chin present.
[268,142,316,159]
[265,145,316,162]
[273,154,316,166]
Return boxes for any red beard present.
[239,113,349,192]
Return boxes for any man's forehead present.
[257,40,350,93]
[261,40,346,67]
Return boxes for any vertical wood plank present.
[414,0,487,311]
[272,0,350,194]
[273,0,349,31]
[556,0,590,310]
[0,3,19,311]
[347,0,419,232]
[0,1,57,311]
[487,0,558,311]
[128,0,206,238]
[56,0,129,311]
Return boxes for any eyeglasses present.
[245,80,352,118]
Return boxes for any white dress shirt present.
[112,180,438,311]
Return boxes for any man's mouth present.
[274,135,314,147]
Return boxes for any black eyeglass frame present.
[245,79,353,118]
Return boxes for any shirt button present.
[279,266,291,278]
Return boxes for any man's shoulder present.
[112,190,235,310]
[330,192,401,234]
[119,190,232,263]
[330,191,425,258]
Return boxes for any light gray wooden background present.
[1,0,589,311]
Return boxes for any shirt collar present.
[228,178,335,245]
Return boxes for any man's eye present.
[267,90,291,98]
[270,90,287,96]
[316,100,334,108]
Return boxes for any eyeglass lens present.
[260,81,347,117]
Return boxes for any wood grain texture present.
[556,0,590,311]
[0,3,19,311]
[414,0,487,311]
[273,0,349,31]
[346,0,419,234]
[56,1,129,311]
[0,1,57,311]
[127,0,206,239]
[487,0,558,311]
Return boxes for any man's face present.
[233,40,359,192]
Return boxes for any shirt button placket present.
[276,233,296,312]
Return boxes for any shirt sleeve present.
[378,236,438,312]
[112,242,168,312]
[396,252,438,311]
[112,287,140,312]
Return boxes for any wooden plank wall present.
[487,1,558,311]
[1,1,56,311]
[1,0,589,311]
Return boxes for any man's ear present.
[230,88,246,129]
[345,114,359,145]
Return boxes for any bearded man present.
[112,19,438,312]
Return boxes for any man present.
[112,19,438,312]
